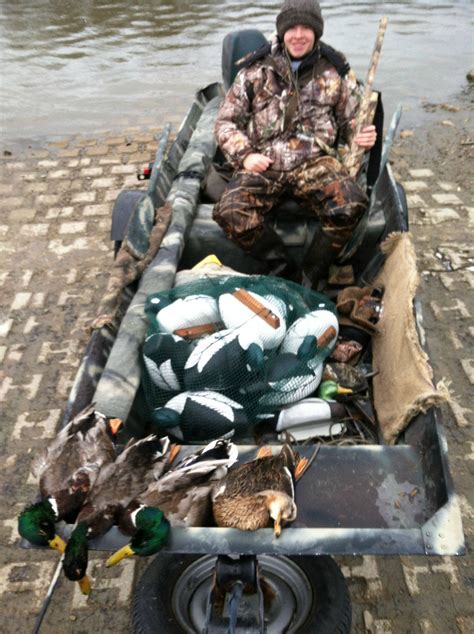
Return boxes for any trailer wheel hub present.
[172,554,313,633]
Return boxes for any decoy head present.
[318,380,353,400]
[106,507,170,567]
[18,499,66,553]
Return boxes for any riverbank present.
[0,86,472,633]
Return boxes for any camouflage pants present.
[213,156,368,251]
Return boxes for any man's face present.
[283,25,315,59]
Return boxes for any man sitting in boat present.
[213,0,377,287]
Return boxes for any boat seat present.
[179,203,317,274]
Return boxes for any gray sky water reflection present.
[0,1,472,146]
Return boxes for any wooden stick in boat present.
[344,16,388,178]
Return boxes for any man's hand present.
[354,125,377,150]
[243,153,273,173]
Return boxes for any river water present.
[1,0,472,148]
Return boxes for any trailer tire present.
[132,553,351,633]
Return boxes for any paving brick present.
[341,556,382,598]
[409,168,434,178]
[49,139,69,149]
[35,194,60,207]
[86,145,110,157]
[22,181,48,194]
[21,270,33,287]
[81,167,104,177]
[19,223,49,237]
[0,183,14,194]
[91,177,116,189]
[45,206,75,219]
[402,180,429,192]
[437,181,456,191]
[23,316,38,334]
[0,242,15,255]
[9,208,36,222]
[10,292,32,310]
[117,143,139,154]
[430,299,471,320]
[71,191,96,203]
[38,339,82,365]
[49,169,71,179]
[37,160,59,169]
[0,225,8,237]
[111,164,137,174]
[363,610,393,633]
[6,344,25,362]
[460,359,474,385]
[406,193,428,208]
[99,158,121,165]
[76,137,97,146]
[0,196,25,209]
[1,374,42,403]
[432,192,462,205]
[48,237,91,254]
[82,203,110,216]
[426,207,461,224]
[0,319,13,337]
[58,148,81,158]
[59,221,87,234]
[3,161,27,170]
[448,397,472,428]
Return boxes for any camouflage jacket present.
[215,37,362,172]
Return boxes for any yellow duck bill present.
[78,575,92,595]
[105,544,135,567]
[48,534,67,553]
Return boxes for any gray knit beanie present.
[276,0,324,40]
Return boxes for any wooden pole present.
[344,17,388,178]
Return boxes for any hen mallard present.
[106,438,238,567]
[212,444,308,537]
[63,434,176,585]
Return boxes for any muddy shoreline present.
[0,85,472,633]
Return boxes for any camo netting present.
[140,275,338,442]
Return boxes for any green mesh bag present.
[140,275,338,442]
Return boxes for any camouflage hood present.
[215,35,361,172]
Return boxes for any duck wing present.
[33,405,116,500]
[76,435,170,537]
[128,439,237,527]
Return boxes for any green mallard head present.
[63,521,89,581]
[18,499,66,553]
[106,507,170,567]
